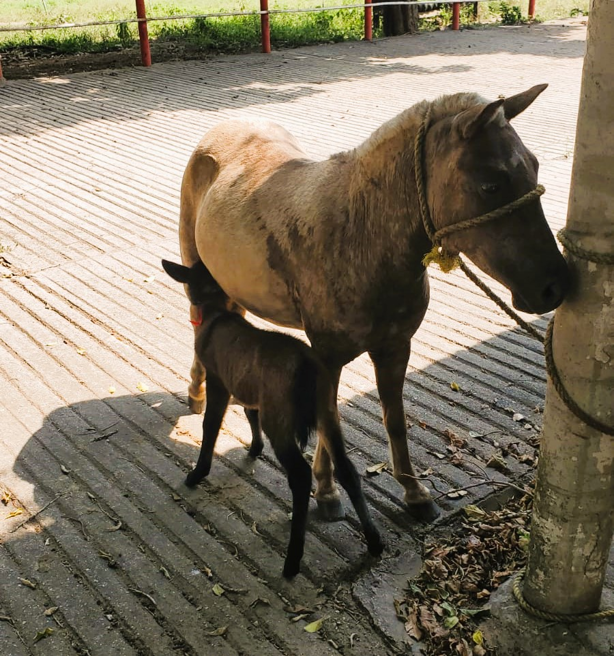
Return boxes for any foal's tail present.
[293,355,319,452]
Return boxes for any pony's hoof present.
[317,497,345,522]
[406,499,440,523]
[248,444,263,459]
[188,396,205,414]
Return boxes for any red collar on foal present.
[189,306,202,326]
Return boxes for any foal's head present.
[423,84,570,314]
[162,259,230,313]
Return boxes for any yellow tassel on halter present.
[422,245,461,273]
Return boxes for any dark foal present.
[162,259,384,578]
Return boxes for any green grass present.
[0,0,591,56]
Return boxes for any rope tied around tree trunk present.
[415,107,614,623]
[513,568,614,622]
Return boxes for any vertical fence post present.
[0,55,5,86]
[452,2,461,29]
[260,0,271,53]
[365,0,373,41]
[135,0,151,66]
[528,0,536,18]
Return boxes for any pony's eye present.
[481,183,499,194]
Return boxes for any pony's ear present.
[503,83,548,120]
[162,259,191,284]
[454,99,505,140]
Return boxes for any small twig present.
[128,588,157,606]
[0,615,14,624]
[89,496,120,525]
[9,494,64,533]
[433,480,531,501]
[399,473,448,495]
[91,430,118,443]
[65,515,90,540]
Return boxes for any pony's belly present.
[196,232,302,329]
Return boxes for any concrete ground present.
[1,18,610,656]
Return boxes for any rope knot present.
[421,245,461,273]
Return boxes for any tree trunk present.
[376,2,419,36]
[523,0,614,615]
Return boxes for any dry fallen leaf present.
[251,521,263,536]
[1,491,11,505]
[450,382,461,392]
[486,453,510,473]
[304,618,324,633]
[136,382,149,393]
[44,607,59,616]
[472,629,484,645]
[405,608,422,641]
[143,275,156,283]
[366,462,388,476]
[33,627,54,643]
[76,348,86,356]
[19,578,37,589]
[205,626,228,637]
[212,584,225,597]
[6,509,23,519]
[108,386,116,395]
[155,313,163,320]
[512,413,525,422]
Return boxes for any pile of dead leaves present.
[395,490,533,655]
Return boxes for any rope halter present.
[414,107,545,272]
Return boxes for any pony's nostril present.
[542,280,565,309]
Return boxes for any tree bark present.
[375,1,419,36]
[523,0,614,614]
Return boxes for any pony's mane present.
[353,92,489,159]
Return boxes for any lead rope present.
[414,107,614,623]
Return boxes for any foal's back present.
[197,313,316,410]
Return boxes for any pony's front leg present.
[188,310,206,413]
[369,344,439,522]
[313,366,345,521]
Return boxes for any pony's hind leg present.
[245,409,264,458]
[369,345,439,522]
[188,353,206,414]
[186,375,230,487]
[312,366,345,521]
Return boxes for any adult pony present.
[178,85,569,521]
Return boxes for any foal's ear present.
[503,83,548,120]
[161,259,191,284]
[454,98,505,140]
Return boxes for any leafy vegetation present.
[0,0,591,57]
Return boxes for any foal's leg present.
[322,420,384,556]
[245,409,264,458]
[312,366,345,521]
[369,344,439,522]
[185,376,230,487]
[276,444,312,579]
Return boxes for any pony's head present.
[423,84,570,314]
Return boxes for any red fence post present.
[260,0,271,53]
[528,0,536,18]
[364,0,373,41]
[135,0,152,67]
[452,2,461,29]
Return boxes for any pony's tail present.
[293,355,319,452]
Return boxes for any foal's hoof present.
[185,469,204,488]
[406,499,440,523]
[188,396,205,414]
[282,560,301,580]
[316,497,346,522]
[366,531,385,557]
[248,443,263,459]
